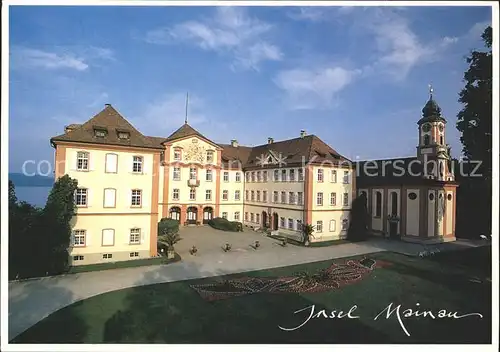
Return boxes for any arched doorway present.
[262,211,268,228]
[272,212,279,231]
[187,206,198,225]
[169,207,181,221]
[203,207,213,224]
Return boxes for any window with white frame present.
[189,168,197,180]
[73,255,84,261]
[263,191,267,202]
[273,191,278,203]
[174,149,181,161]
[256,191,261,202]
[317,169,324,182]
[235,172,241,182]
[281,191,286,204]
[102,229,115,246]
[281,169,287,182]
[288,218,294,229]
[331,170,337,183]
[73,230,86,247]
[132,156,143,173]
[206,151,214,163]
[274,170,279,182]
[173,189,180,200]
[280,217,285,228]
[251,213,255,222]
[245,212,249,221]
[316,221,323,232]
[289,192,295,204]
[342,219,349,230]
[76,151,89,171]
[246,172,250,182]
[222,190,228,201]
[317,192,323,206]
[256,213,260,223]
[343,171,350,184]
[263,171,268,182]
[289,169,295,182]
[297,192,303,205]
[343,193,349,206]
[130,252,139,258]
[298,168,304,181]
[75,188,88,206]
[206,169,213,182]
[296,220,302,231]
[223,172,229,182]
[131,190,142,206]
[189,188,196,200]
[251,191,255,201]
[104,188,116,208]
[205,190,212,201]
[234,212,240,221]
[105,153,118,173]
[173,167,181,180]
[235,190,240,201]
[251,172,256,182]
[330,192,337,206]
[329,220,336,232]
[257,171,261,182]
[130,228,141,244]
[103,253,113,259]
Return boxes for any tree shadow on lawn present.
[9,275,89,343]
[381,258,491,344]
[102,267,391,344]
[10,260,220,344]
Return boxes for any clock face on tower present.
[438,124,444,132]
[422,124,431,133]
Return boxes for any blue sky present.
[9,5,492,173]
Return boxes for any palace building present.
[50,89,458,266]
[51,104,355,265]
[356,89,458,243]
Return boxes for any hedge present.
[208,217,243,232]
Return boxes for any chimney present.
[231,139,239,147]
[268,137,274,144]
[64,124,81,134]
[300,130,306,138]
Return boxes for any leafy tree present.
[10,175,79,279]
[347,193,369,242]
[457,26,492,179]
[455,26,492,238]
[39,175,79,275]
[8,181,42,279]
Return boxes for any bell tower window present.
[423,135,430,146]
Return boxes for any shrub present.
[208,217,242,232]
[158,218,179,236]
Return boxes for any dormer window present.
[95,129,107,137]
[118,132,130,140]
[93,125,108,138]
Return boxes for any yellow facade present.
[54,120,355,265]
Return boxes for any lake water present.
[14,187,52,208]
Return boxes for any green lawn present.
[12,246,492,344]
